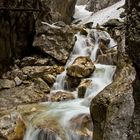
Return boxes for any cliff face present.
[126,0,140,71]
[90,0,140,140]
[126,0,140,139]
[0,0,36,75]
[0,0,77,76]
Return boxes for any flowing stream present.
[23,1,125,140]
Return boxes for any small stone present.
[14,77,22,86]
[31,107,37,112]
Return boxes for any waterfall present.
[22,1,125,139]
[23,28,116,140]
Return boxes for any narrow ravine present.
[23,1,125,140]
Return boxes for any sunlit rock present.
[8,116,26,140]
[66,56,95,78]
[0,112,24,140]
[22,66,64,79]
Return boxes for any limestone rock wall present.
[0,0,77,76]
[0,0,36,75]
[90,28,136,140]
[39,0,77,24]
[90,0,140,140]
[126,0,140,139]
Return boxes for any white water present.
[73,0,125,27]
[23,2,120,140]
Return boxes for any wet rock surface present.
[90,61,136,140]
[64,75,81,91]
[69,114,93,139]
[50,91,75,102]
[67,56,95,78]
[90,18,139,140]
[78,79,93,98]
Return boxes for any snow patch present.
[73,0,125,27]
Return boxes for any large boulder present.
[86,0,121,12]
[66,56,95,78]
[33,22,75,64]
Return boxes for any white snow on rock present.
[73,0,125,27]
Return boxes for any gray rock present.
[40,0,77,24]
[90,26,138,140]
[33,78,50,93]
[14,77,22,86]
[76,0,89,5]
[33,22,75,64]
[86,0,121,12]
[90,62,136,140]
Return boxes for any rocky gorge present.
[0,0,140,140]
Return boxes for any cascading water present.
[23,0,125,139]
[23,29,116,140]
